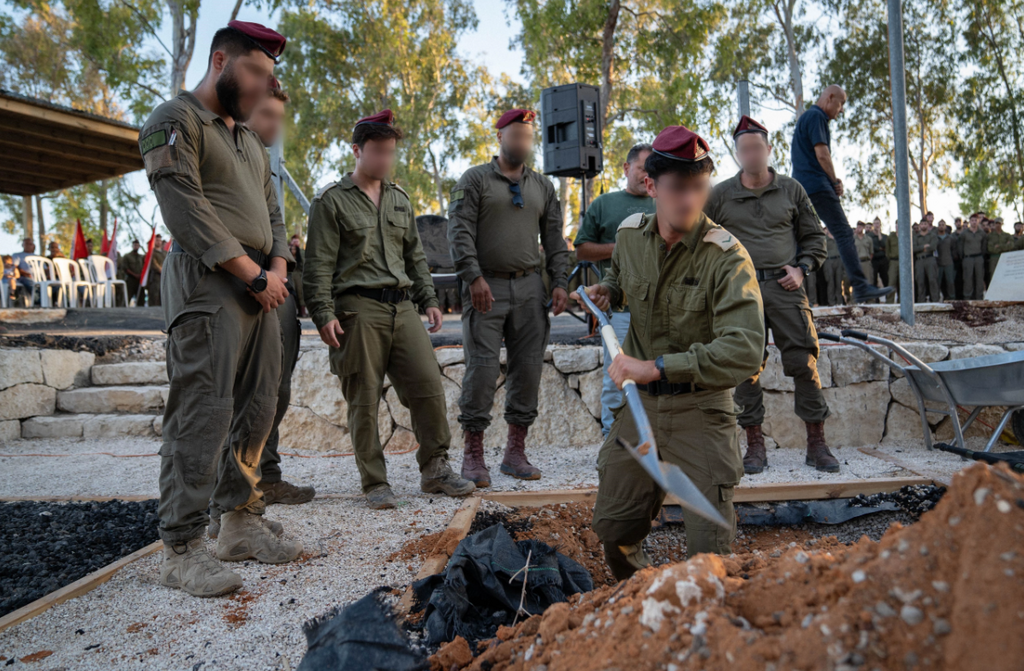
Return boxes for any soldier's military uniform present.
[824,235,845,305]
[448,110,569,484]
[855,232,874,290]
[122,248,145,306]
[148,244,166,306]
[913,227,940,302]
[705,158,835,475]
[959,227,987,299]
[141,89,293,547]
[885,230,900,304]
[936,231,956,300]
[987,224,1016,277]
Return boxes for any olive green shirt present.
[936,234,955,266]
[303,174,438,330]
[885,232,899,259]
[122,250,144,278]
[704,169,826,272]
[139,91,291,270]
[987,231,1016,255]
[1015,234,1024,251]
[913,230,938,258]
[959,228,987,256]
[855,234,874,261]
[447,158,568,289]
[600,212,764,390]
[574,189,656,277]
[826,236,840,259]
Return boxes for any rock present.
[289,349,348,425]
[0,384,57,420]
[882,402,934,446]
[552,347,600,374]
[888,342,949,377]
[83,414,158,438]
[763,381,889,448]
[0,349,43,390]
[434,347,464,367]
[91,361,168,386]
[899,605,923,625]
[21,415,86,438]
[0,419,20,441]
[829,345,889,386]
[578,368,604,420]
[40,350,95,390]
[385,387,412,430]
[932,618,951,636]
[277,405,351,453]
[1004,342,1024,352]
[430,635,472,671]
[948,344,1005,360]
[153,415,163,436]
[385,427,418,454]
[377,399,393,447]
[56,386,165,414]
[0,308,65,323]
[875,601,896,618]
[443,364,466,387]
[759,346,832,391]
[933,404,1010,440]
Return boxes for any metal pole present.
[737,80,751,118]
[887,0,914,325]
[269,137,287,233]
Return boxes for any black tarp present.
[412,523,592,645]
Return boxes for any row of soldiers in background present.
[810,212,1023,306]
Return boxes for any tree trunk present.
[35,195,46,250]
[99,181,109,237]
[586,0,621,207]
[22,195,33,240]
[774,0,804,117]
[167,0,198,97]
[428,148,445,214]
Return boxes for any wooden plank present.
[0,96,140,142]
[0,540,162,634]
[0,495,157,503]
[0,134,140,172]
[859,447,951,486]
[479,489,598,507]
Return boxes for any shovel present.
[577,288,731,531]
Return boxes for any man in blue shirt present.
[792,86,893,303]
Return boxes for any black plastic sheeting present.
[297,588,428,671]
[412,524,592,645]
[735,499,900,526]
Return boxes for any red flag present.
[139,227,157,289]
[70,220,88,260]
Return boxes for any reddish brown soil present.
[434,464,1024,671]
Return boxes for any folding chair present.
[89,255,128,307]
[53,257,95,308]
[25,256,62,308]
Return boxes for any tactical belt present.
[914,253,932,261]
[345,287,409,303]
[755,268,787,281]
[826,255,840,260]
[636,380,704,396]
[482,268,535,280]
[964,253,984,258]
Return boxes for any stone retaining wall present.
[1,340,1021,450]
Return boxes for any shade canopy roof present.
[0,89,144,196]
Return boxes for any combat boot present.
[500,424,541,480]
[261,480,316,506]
[366,483,399,510]
[805,421,840,473]
[215,510,303,564]
[208,509,283,540]
[743,425,767,474]
[421,455,477,497]
[460,430,490,488]
[160,538,242,597]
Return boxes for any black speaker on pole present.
[540,83,603,178]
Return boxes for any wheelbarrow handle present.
[841,329,870,341]
[819,332,841,343]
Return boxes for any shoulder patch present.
[390,182,410,200]
[703,227,738,251]
[314,182,338,200]
[617,212,646,230]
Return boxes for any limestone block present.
[763,380,889,449]
[0,349,43,390]
[1004,342,1024,352]
[759,346,832,391]
[888,377,944,422]
[56,386,165,414]
[21,415,85,439]
[522,364,603,447]
[385,427,418,454]
[435,347,464,367]
[0,308,65,323]
[289,349,348,426]
[83,414,158,438]
[551,347,600,374]
[0,383,57,420]
[40,350,95,390]
[443,364,466,387]
[92,361,168,386]
[578,368,604,420]
[277,405,351,452]
[0,419,19,441]
[882,402,933,446]
[829,345,889,386]
[153,415,163,436]
[934,406,1012,441]
[948,344,1006,360]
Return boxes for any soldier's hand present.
[833,179,844,197]
[470,276,494,313]
[318,319,345,348]
[251,271,289,313]
[550,287,568,316]
[608,354,661,389]
[425,307,444,333]
[778,265,804,291]
[570,284,610,313]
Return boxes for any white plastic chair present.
[25,256,62,308]
[53,257,95,308]
[88,255,128,307]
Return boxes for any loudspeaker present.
[540,83,603,178]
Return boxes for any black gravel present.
[850,483,946,520]
[0,499,159,618]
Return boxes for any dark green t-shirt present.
[573,189,656,278]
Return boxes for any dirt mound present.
[453,464,1024,671]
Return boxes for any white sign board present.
[985,249,1024,301]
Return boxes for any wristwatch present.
[797,263,810,277]
[249,268,268,294]
[655,356,668,381]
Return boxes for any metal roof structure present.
[0,89,144,196]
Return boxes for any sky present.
[0,0,975,253]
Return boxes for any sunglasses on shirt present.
[509,183,524,209]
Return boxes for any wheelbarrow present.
[819,330,1024,457]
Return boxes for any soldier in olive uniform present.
[959,215,987,299]
[705,116,836,475]
[823,229,845,305]
[122,240,145,306]
[885,227,900,304]
[870,218,888,288]
[448,109,570,486]
[303,110,475,510]
[987,218,1016,276]
[574,125,764,580]
[141,21,301,598]
[936,222,956,300]
[147,234,166,306]
[913,219,940,302]
[1014,222,1024,250]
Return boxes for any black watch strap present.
[655,356,668,381]
[249,268,268,294]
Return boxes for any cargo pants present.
[458,272,550,432]
[824,257,845,306]
[963,255,986,300]
[886,259,900,304]
[329,293,450,492]
[915,256,940,302]
[734,281,829,428]
[158,252,281,544]
[593,388,742,579]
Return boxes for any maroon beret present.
[355,109,395,128]
[733,115,769,139]
[269,76,281,91]
[227,20,286,62]
[496,109,537,129]
[651,125,711,162]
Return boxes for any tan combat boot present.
[366,483,399,510]
[160,538,242,597]
[261,480,316,506]
[421,455,476,497]
[500,424,541,480]
[215,510,303,564]
[208,509,283,540]
[460,430,490,488]
[805,421,840,473]
[743,425,767,474]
